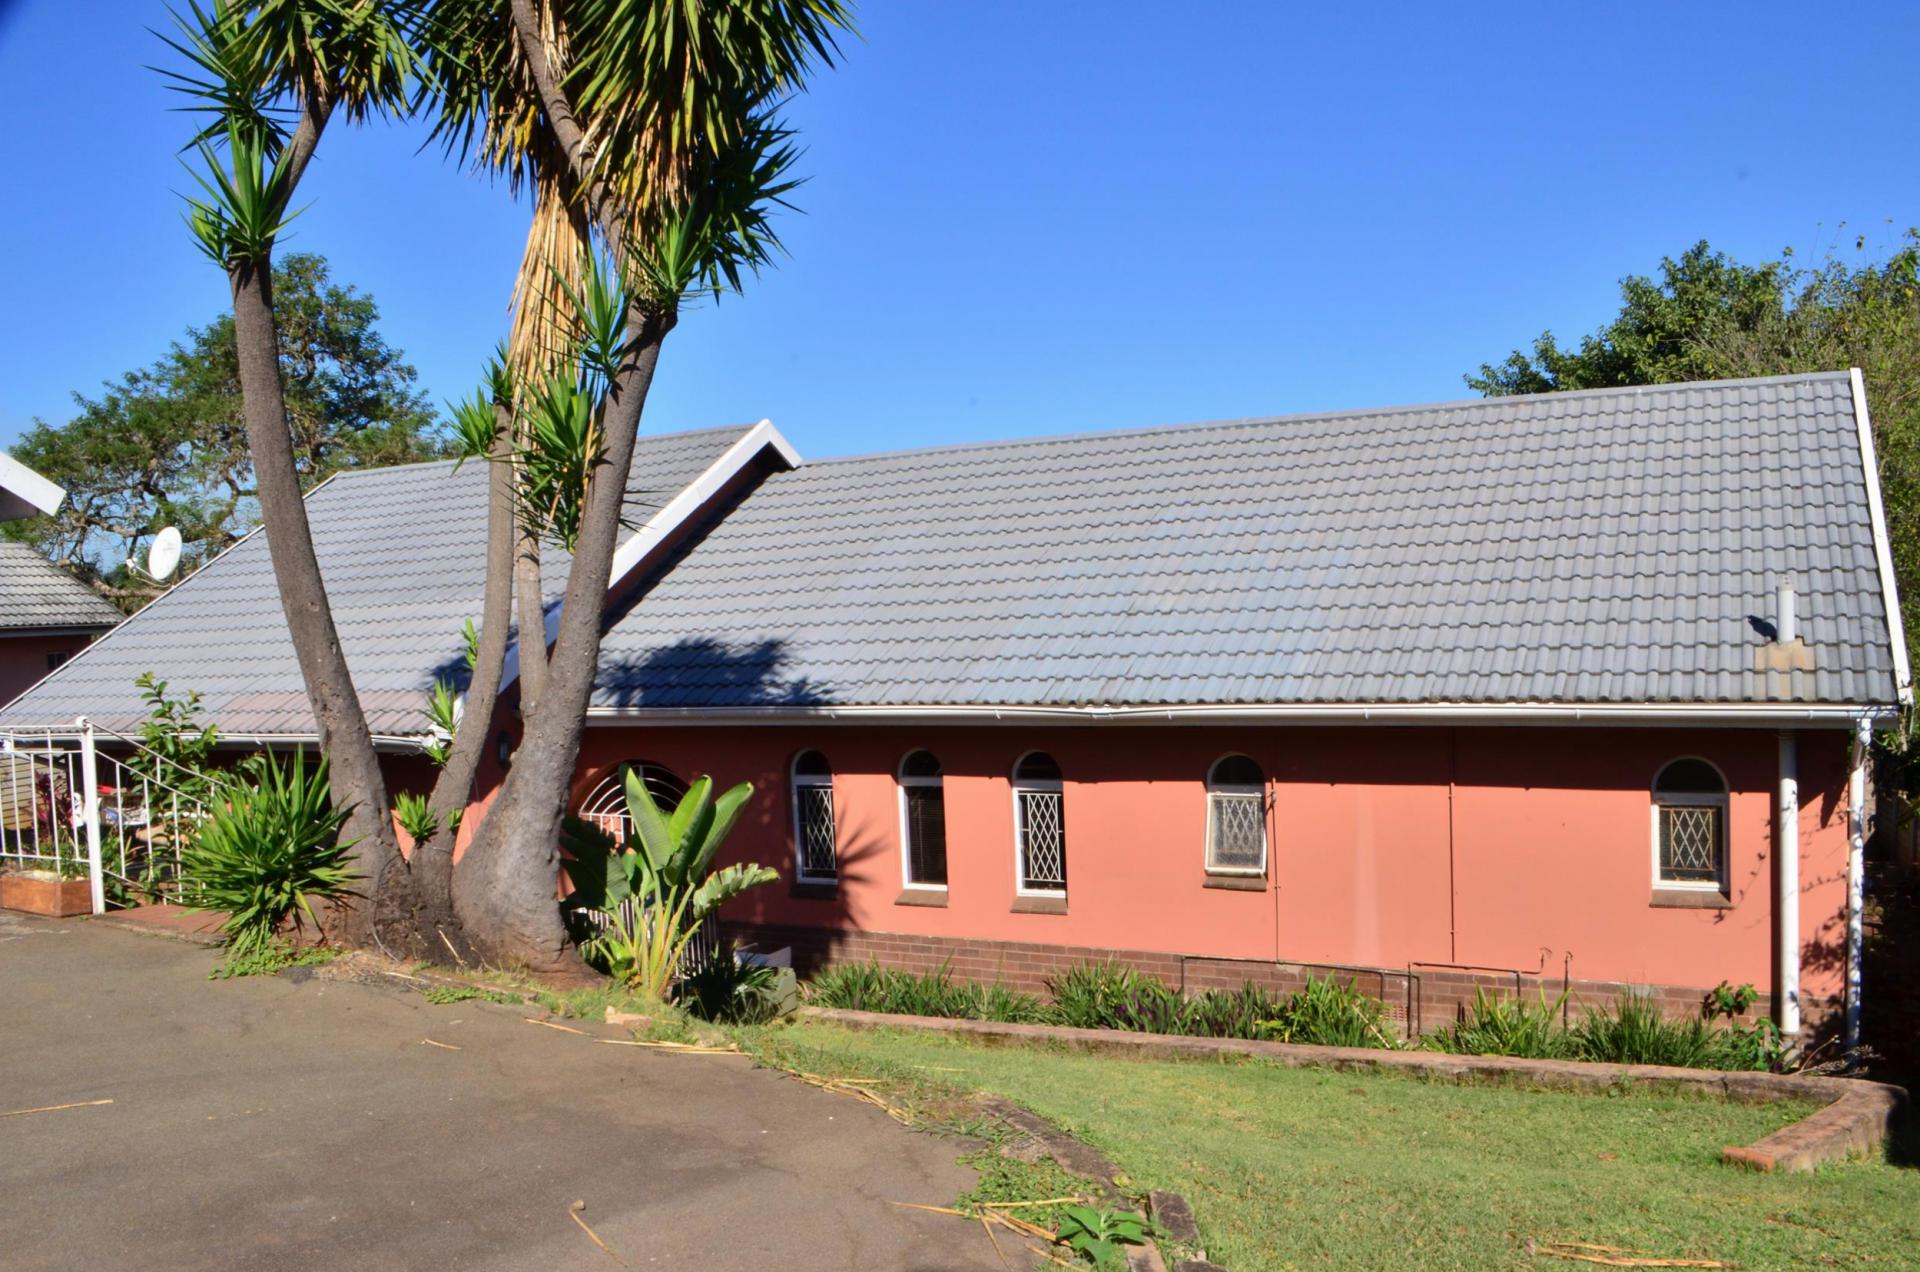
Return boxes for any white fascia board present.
[1850,368,1912,703]
[583,700,1900,730]
[0,452,66,520]
[499,420,799,691]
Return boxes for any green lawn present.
[749,1021,1920,1271]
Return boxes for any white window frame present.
[1204,755,1268,877]
[790,751,838,885]
[1011,752,1067,897]
[896,751,948,891]
[1649,757,1729,892]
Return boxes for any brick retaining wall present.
[727,921,1785,1037]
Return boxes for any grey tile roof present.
[593,372,1901,711]
[0,542,123,631]
[0,427,756,736]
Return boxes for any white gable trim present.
[499,420,800,692]
[0,452,65,521]
[1849,368,1911,704]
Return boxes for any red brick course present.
[728,920,1783,1038]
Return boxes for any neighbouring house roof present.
[0,542,123,632]
[0,371,1904,741]
[589,370,1905,718]
[0,426,766,737]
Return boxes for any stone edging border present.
[801,1007,1908,1175]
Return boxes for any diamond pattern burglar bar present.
[1209,791,1265,872]
[1019,789,1066,891]
[1660,804,1720,884]
[798,784,838,879]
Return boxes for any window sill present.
[1203,874,1268,892]
[894,887,949,908]
[1650,888,1732,910]
[1010,894,1068,915]
[790,881,839,900]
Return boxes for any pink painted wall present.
[456,722,1854,1016]
[0,632,98,707]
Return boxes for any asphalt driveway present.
[0,912,1006,1270]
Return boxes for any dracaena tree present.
[166,0,433,949]
[425,0,852,970]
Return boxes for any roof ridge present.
[798,370,1855,470]
[321,422,760,481]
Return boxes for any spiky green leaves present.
[422,676,461,766]
[183,121,303,270]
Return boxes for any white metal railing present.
[0,718,228,914]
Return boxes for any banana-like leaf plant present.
[561,771,775,998]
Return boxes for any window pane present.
[1018,788,1066,891]
[793,749,832,778]
[1014,752,1062,784]
[1654,759,1723,795]
[1659,804,1720,883]
[797,783,837,878]
[1209,792,1265,871]
[901,750,941,779]
[1209,754,1262,787]
[904,784,947,885]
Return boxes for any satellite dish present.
[143,527,183,582]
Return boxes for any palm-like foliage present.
[561,771,776,997]
[180,751,357,956]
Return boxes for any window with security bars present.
[1652,757,1727,889]
[791,750,838,882]
[899,750,948,887]
[1206,755,1267,875]
[1014,752,1066,893]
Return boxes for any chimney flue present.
[1777,581,1797,645]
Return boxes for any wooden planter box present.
[0,870,92,917]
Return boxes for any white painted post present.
[1777,729,1801,1038]
[77,716,104,915]
[1846,716,1871,1054]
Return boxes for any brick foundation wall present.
[726,921,1785,1038]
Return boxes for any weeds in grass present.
[533,983,660,1021]
[209,940,339,980]
[419,984,523,1006]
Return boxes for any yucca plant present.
[560,769,776,1000]
[180,750,355,958]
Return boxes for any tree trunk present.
[417,404,517,960]
[514,513,549,717]
[453,313,672,970]
[228,254,409,949]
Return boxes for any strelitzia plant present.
[561,770,776,1000]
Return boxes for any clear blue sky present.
[1,1,1915,459]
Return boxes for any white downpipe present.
[1846,716,1871,1053]
[1777,729,1801,1037]
[77,716,104,916]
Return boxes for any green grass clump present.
[419,984,523,1006]
[209,939,339,980]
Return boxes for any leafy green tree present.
[1469,232,1920,643]
[6,253,444,604]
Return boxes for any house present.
[0,370,1903,1040]
[0,454,121,705]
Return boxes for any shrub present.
[1184,983,1289,1041]
[1425,989,1577,1060]
[1046,961,1168,1030]
[679,947,788,1024]
[1263,974,1397,1048]
[1575,991,1733,1069]
[808,961,1051,1022]
[180,750,354,960]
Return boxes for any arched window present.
[1012,752,1066,894]
[791,749,838,883]
[897,750,948,889]
[1653,758,1727,890]
[578,760,691,840]
[1205,755,1267,876]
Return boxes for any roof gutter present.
[583,701,1899,729]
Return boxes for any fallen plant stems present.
[1534,1241,1728,1268]
[567,1200,622,1264]
[524,1017,590,1035]
[0,1098,114,1118]
[421,1038,461,1051]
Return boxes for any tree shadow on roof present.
[594,636,832,710]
